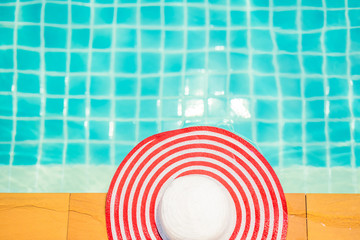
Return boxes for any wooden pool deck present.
[0,193,359,239]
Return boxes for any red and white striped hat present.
[106,126,288,240]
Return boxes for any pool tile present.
[165,31,183,50]
[306,100,325,119]
[277,54,300,74]
[15,120,40,142]
[115,77,137,96]
[208,74,227,96]
[90,76,111,96]
[162,99,182,118]
[141,6,160,25]
[283,146,303,166]
[280,78,301,97]
[306,145,327,167]
[303,55,323,75]
[19,4,41,23]
[16,96,40,117]
[115,100,136,118]
[165,6,184,26]
[89,144,110,164]
[45,3,67,24]
[45,98,64,117]
[90,99,111,117]
[94,7,114,25]
[273,11,296,30]
[70,52,88,73]
[139,121,158,140]
[302,32,322,52]
[251,30,273,51]
[141,53,160,74]
[330,146,352,167]
[164,53,183,73]
[44,120,64,139]
[252,54,274,74]
[163,76,182,97]
[230,11,246,26]
[0,73,13,92]
[306,121,326,142]
[117,7,136,25]
[350,29,360,51]
[187,30,206,50]
[40,143,64,165]
[326,56,347,75]
[259,146,279,166]
[186,52,205,71]
[283,122,302,143]
[72,5,90,24]
[17,73,40,94]
[326,10,346,27]
[89,121,110,140]
[17,50,40,70]
[92,28,112,49]
[46,76,65,95]
[18,26,40,47]
[210,9,227,27]
[141,30,161,49]
[256,122,279,143]
[91,52,111,72]
[208,98,227,118]
[276,33,298,52]
[0,120,13,142]
[71,29,90,49]
[328,121,351,142]
[230,52,248,71]
[0,6,15,21]
[325,29,347,53]
[115,51,137,74]
[329,100,350,119]
[45,52,66,72]
[13,144,38,165]
[229,74,250,95]
[209,52,227,72]
[302,10,324,30]
[282,100,302,119]
[254,78,277,99]
[139,99,158,118]
[67,121,86,140]
[304,78,324,98]
[0,95,12,117]
[44,27,67,48]
[68,99,86,117]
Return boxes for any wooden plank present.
[0,193,70,240]
[307,194,360,239]
[67,193,108,240]
[285,193,307,240]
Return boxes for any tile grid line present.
[85,0,95,167]
[2,140,358,147]
[157,0,165,133]
[135,0,142,143]
[297,0,307,193]
[3,21,360,32]
[109,0,118,165]
[320,0,332,192]
[269,0,284,168]
[35,0,46,191]
[2,68,360,79]
[345,0,358,193]
[61,0,72,188]
[246,0,256,144]
[225,0,231,125]
[2,91,360,101]
[8,0,20,191]
[2,0,360,10]
[4,44,360,56]
[179,0,188,128]
[204,0,209,123]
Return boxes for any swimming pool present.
[0,0,359,193]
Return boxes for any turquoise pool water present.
[0,0,359,193]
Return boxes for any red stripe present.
[106,126,288,240]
